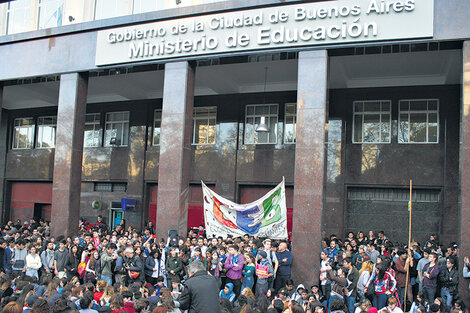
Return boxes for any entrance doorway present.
[33,203,51,221]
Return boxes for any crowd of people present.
[0,217,466,313]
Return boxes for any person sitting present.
[219,283,236,304]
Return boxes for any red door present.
[239,185,294,239]
[148,184,158,230]
[188,184,215,229]
[10,182,53,222]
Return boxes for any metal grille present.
[348,187,440,203]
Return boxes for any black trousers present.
[274,274,290,292]
[227,277,242,298]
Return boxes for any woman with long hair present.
[45,281,60,307]
[240,287,255,301]
[410,292,429,313]
[65,245,80,280]
[371,263,396,310]
[100,286,115,307]
[240,253,255,292]
[30,298,50,313]
[85,250,101,283]
[2,302,22,313]
[51,296,72,313]
[357,261,374,301]
[145,249,162,285]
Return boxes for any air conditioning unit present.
[91,200,102,210]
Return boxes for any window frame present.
[104,111,130,147]
[6,0,31,35]
[37,0,64,30]
[398,99,439,144]
[84,113,102,147]
[12,117,35,150]
[192,106,217,146]
[284,102,297,144]
[94,0,125,20]
[36,116,57,149]
[352,100,392,144]
[132,0,157,14]
[244,103,279,145]
[152,109,162,146]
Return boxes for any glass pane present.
[133,0,157,13]
[429,113,438,124]
[38,0,63,29]
[284,123,295,143]
[247,106,254,116]
[399,114,409,143]
[410,100,427,111]
[268,117,277,144]
[246,117,254,125]
[39,126,56,147]
[381,102,390,112]
[429,122,438,143]
[353,115,362,143]
[270,105,278,115]
[7,0,31,34]
[86,113,99,123]
[381,117,390,142]
[122,123,129,145]
[428,100,438,111]
[354,102,363,113]
[245,123,255,144]
[363,114,380,143]
[400,101,409,112]
[285,104,296,115]
[95,0,125,20]
[195,119,208,144]
[153,127,160,145]
[364,102,381,112]
[208,124,216,144]
[18,128,28,148]
[409,113,427,142]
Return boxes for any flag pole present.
[404,180,413,311]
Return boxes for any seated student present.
[379,296,403,313]
[80,296,99,313]
[219,283,236,304]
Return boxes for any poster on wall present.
[202,179,288,239]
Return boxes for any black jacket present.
[439,267,459,294]
[179,270,222,313]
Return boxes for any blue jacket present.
[219,283,236,303]
[4,247,12,271]
[276,250,293,276]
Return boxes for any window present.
[95,0,125,20]
[84,113,101,147]
[105,111,129,147]
[284,103,297,144]
[12,118,34,149]
[94,182,127,192]
[245,104,278,144]
[353,100,391,144]
[37,116,57,148]
[152,110,162,146]
[133,0,157,14]
[193,107,216,145]
[38,0,64,29]
[399,99,439,143]
[6,0,31,34]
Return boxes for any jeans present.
[441,288,453,312]
[241,276,254,291]
[25,269,38,279]
[397,287,406,308]
[423,287,436,303]
[101,275,113,286]
[346,295,356,313]
[373,293,389,310]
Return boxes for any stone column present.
[51,73,88,237]
[459,41,470,303]
[156,62,194,239]
[292,50,328,286]
[0,83,6,223]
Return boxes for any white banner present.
[202,179,288,239]
[96,0,434,66]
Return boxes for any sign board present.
[121,198,136,212]
[96,0,434,66]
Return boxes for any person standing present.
[25,246,42,279]
[439,257,458,312]
[54,240,69,279]
[224,245,244,298]
[422,252,440,303]
[395,249,412,309]
[417,249,431,292]
[366,243,380,264]
[275,242,293,292]
[344,257,360,313]
[101,243,118,286]
[41,241,55,276]
[11,240,27,276]
[179,261,222,313]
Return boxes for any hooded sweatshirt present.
[219,283,236,303]
[292,284,305,302]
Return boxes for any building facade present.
[0,0,470,289]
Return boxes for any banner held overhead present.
[202,179,288,239]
